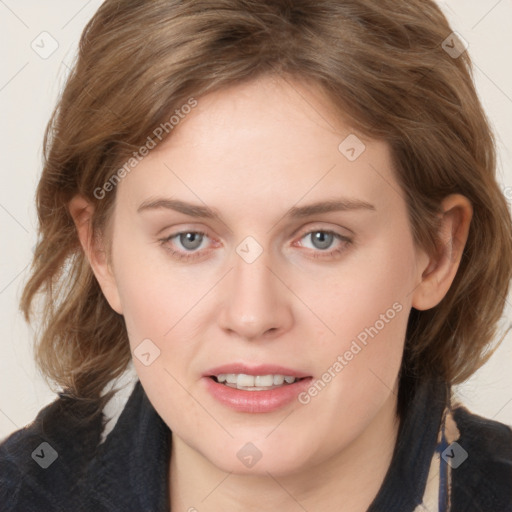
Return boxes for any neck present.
[170,391,400,512]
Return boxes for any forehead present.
[115,76,404,219]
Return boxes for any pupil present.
[181,232,203,250]
[313,232,333,250]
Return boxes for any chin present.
[200,435,315,477]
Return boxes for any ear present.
[412,194,473,310]
[68,194,123,314]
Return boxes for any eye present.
[174,232,206,251]
[296,229,352,259]
[159,228,352,262]
[303,231,336,250]
[159,230,212,261]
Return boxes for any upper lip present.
[204,363,311,378]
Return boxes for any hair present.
[21,0,512,416]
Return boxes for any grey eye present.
[178,232,204,250]
[309,231,335,250]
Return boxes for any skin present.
[70,75,472,512]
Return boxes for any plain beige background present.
[1,0,511,440]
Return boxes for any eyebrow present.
[137,197,376,219]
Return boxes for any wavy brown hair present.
[21,0,512,414]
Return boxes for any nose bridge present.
[218,238,292,339]
[234,249,273,304]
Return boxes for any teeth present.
[214,373,298,389]
[255,375,274,387]
[273,375,285,385]
[237,374,255,387]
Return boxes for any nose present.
[217,246,293,341]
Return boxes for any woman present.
[1,0,511,510]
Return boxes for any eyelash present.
[158,229,352,262]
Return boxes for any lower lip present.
[203,377,313,413]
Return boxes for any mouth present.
[203,364,313,413]
[209,373,308,391]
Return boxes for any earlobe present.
[412,194,473,311]
[68,194,123,315]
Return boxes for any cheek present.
[111,240,212,391]
[117,271,174,346]
[298,234,416,409]
[112,255,203,420]
[304,230,416,348]
[111,232,198,341]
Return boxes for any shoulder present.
[450,405,512,511]
[0,393,105,512]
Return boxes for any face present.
[101,75,426,476]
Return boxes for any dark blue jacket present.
[1,379,511,511]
